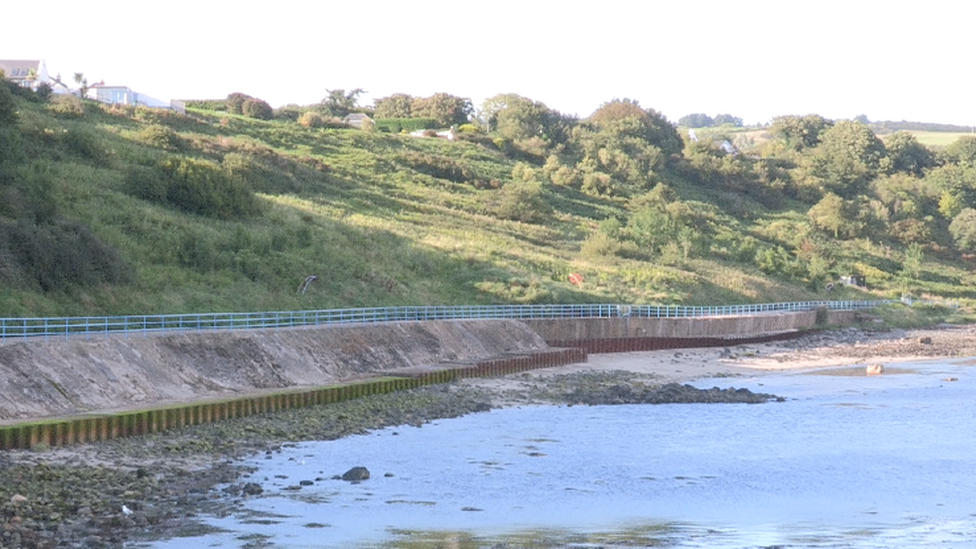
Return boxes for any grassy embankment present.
[1,95,972,322]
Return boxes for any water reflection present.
[149,360,976,548]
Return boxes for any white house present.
[0,59,49,90]
[86,83,185,113]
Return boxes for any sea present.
[146,358,976,548]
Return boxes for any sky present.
[4,0,974,127]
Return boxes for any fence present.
[0,300,893,341]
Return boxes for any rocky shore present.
[2,324,974,548]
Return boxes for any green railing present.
[0,301,893,341]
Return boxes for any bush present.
[184,99,227,111]
[125,157,264,220]
[375,118,437,133]
[580,231,621,258]
[137,124,183,150]
[0,81,17,125]
[242,98,273,120]
[399,151,479,184]
[59,128,110,166]
[47,94,85,118]
[225,92,252,115]
[489,181,552,224]
[297,111,326,128]
[0,218,132,291]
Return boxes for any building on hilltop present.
[86,82,185,113]
[0,59,49,90]
[343,112,373,128]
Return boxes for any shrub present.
[0,217,132,291]
[137,124,182,150]
[47,94,85,118]
[108,103,136,117]
[184,99,227,111]
[399,151,477,184]
[225,92,252,115]
[374,118,437,133]
[580,231,621,258]
[297,111,326,128]
[125,157,264,220]
[489,181,552,224]
[0,81,17,125]
[60,129,110,166]
[35,82,52,102]
[242,98,273,120]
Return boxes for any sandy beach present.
[460,323,976,398]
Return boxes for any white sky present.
[4,0,974,126]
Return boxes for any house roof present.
[0,59,40,79]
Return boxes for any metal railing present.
[0,300,893,341]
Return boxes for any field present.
[903,130,975,148]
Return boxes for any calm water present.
[149,359,976,548]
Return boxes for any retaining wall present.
[0,311,856,449]
[523,309,854,342]
[0,320,549,422]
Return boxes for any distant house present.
[86,83,185,114]
[343,113,373,128]
[0,59,48,89]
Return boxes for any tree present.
[411,93,473,127]
[677,113,713,128]
[946,135,976,166]
[713,113,743,127]
[320,88,365,118]
[949,208,976,252]
[73,72,89,98]
[373,93,413,118]
[808,192,852,238]
[481,93,570,144]
[589,99,682,157]
[884,131,935,176]
[770,114,833,151]
[926,164,976,217]
[807,120,888,197]
[901,242,924,279]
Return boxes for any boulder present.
[242,482,264,496]
[341,467,370,481]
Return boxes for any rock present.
[341,467,370,481]
[299,480,314,486]
[242,482,264,496]
[866,364,884,376]
[10,494,28,506]
[919,336,933,344]
[565,382,782,406]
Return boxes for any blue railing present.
[0,301,893,341]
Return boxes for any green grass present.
[1,97,973,318]
[904,130,975,148]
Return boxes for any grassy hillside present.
[0,90,971,318]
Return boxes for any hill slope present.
[0,88,970,317]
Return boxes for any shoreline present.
[1,324,974,547]
[458,323,976,401]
